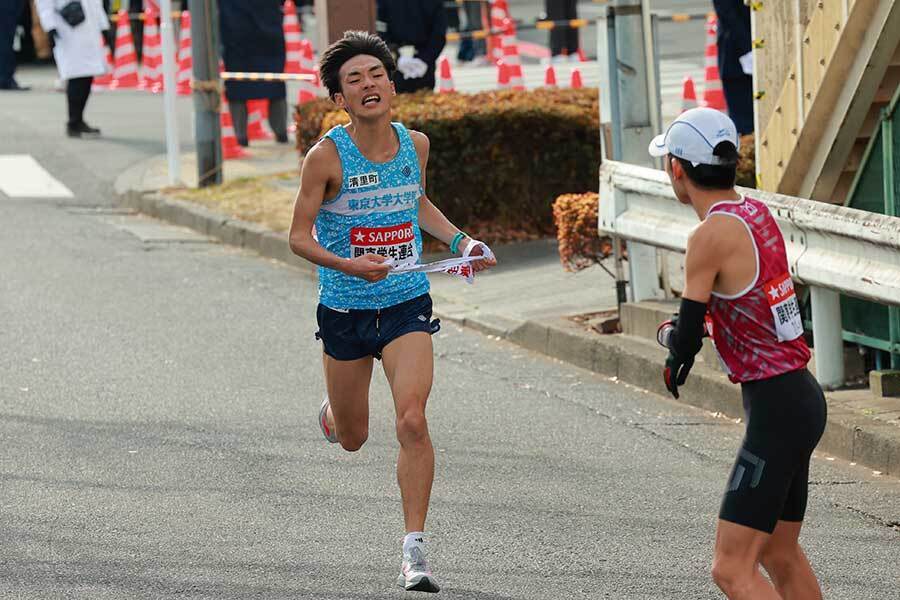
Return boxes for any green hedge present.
[295,89,602,233]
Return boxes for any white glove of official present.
[397,56,428,79]
[739,51,753,75]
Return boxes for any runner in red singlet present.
[649,108,826,600]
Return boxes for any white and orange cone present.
[437,56,455,93]
[500,19,524,90]
[544,64,557,88]
[220,95,248,159]
[702,16,727,111]
[681,75,698,112]
[110,10,139,89]
[247,99,274,141]
[176,10,192,96]
[299,39,316,76]
[496,60,510,89]
[487,0,508,65]
[139,8,163,93]
[569,67,583,89]
[283,0,304,74]
[92,35,114,89]
[296,80,318,104]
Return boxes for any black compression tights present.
[67,76,94,126]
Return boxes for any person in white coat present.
[35,0,109,137]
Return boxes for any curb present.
[436,309,899,478]
[117,188,900,478]
[118,189,317,279]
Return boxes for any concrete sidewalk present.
[116,152,900,480]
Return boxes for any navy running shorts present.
[315,293,441,361]
[719,368,827,533]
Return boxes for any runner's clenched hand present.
[344,253,391,282]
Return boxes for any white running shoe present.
[397,546,440,593]
[318,396,338,443]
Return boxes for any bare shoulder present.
[304,136,339,165]
[407,129,430,158]
[301,137,340,179]
[691,214,747,253]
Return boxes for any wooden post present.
[315,0,377,50]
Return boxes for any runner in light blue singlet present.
[316,122,430,310]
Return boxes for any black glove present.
[664,351,694,399]
[48,29,58,50]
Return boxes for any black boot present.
[67,121,101,138]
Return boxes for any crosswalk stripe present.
[0,155,74,198]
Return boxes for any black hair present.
[674,141,739,189]
[318,31,396,100]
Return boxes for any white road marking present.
[0,155,74,198]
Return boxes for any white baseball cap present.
[648,107,740,167]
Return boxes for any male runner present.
[649,108,826,599]
[288,31,496,593]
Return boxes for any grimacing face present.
[333,54,395,119]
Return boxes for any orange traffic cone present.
[110,10,139,89]
[299,39,315,75]
[139,8,163,93]
[487,0,508,65]
[570,67,583,89]
[247,99,274,141]
[681,75,698,112]
[544,64,557,88]
[500,19,524,90]
[283,0,303,74]
[702,16,727,111]
[577,47,587,62]
[176,11,192,95]
[437,56,455,93]
[496,60,510,89]
[220,95,248,159]
[92,35,114,89]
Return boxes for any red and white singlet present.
[705,196,811,383]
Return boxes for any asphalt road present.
[1,88,899,598]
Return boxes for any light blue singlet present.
[315,122,430,310]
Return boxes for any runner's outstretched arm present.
[409,131,497,271]
[289,141,391,283]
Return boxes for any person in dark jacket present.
[545,0,578,61]
[376,0,446,94]
[712,0,754,135]
[1,0,29,90]
[219,0,288,144]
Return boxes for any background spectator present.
[1,0,29,90]
[712,0,754,135]
[35,0,109,136]
[376,0,447,94]
[544,0,578,62]
[457,0,486,64]
[219,0,289,144]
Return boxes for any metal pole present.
[159,0,181,186]
[613,0,663,301]
[191,0,222,187]
[882,110,900,369]
[597,11,627,308]
[810,286,845,389]
[642,0,661,142]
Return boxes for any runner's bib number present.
[350,223,418,266]
[764,273,804,342]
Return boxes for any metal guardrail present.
[599,160,900,305]
[598,160,900,387]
